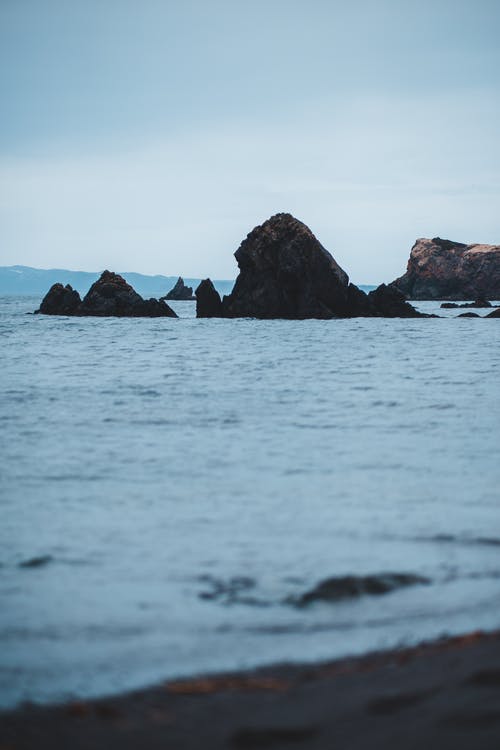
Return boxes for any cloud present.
[1,91,499,282]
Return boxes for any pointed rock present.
[195,279,224,318]
[222,213,351,319]
[162,277,195,301]
[79,271,177,317]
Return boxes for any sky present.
[1,0,499,283]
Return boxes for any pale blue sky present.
[1,0,499,282]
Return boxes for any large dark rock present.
[205,213,424,319]
[162,277,195,301]
[36,271,177,317]
[36,283,82,315]
[486,307,500,318]
[195,279,224,318]
[221,213,351,319]
[391,238,500,300]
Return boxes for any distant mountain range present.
[0,266,235,298]
[0,266,376,299]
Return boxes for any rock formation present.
[36,271,177,317]
[162,277,195,301]
[391,238,500,300]
[486,307,500,318]
[37,283,82,315]
[196,213,425,319]
[195,279,224,318]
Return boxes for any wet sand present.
[1,629,500,749]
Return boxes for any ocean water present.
[1,295,499,708]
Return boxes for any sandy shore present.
[1,629,500,749]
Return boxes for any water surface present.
[1,296,499,707]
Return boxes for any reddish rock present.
[391,238,500,300]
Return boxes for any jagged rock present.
[391,238,500,300]
[195,279,224,318]
[36,283,82,315]
[36,271,177,317]
[205,213,423,319]
[486,307,500,318]
[162,277,195,301]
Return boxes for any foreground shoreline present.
[2,629,500,749]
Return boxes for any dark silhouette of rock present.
[288,573,430,607]
[441,298,493,309]
[221,213,352,319]
[162,277,195,301]
[457,312,480,318]
[36,271,177,317]
[198,214,424,319]
[391,238,500,300]
[195,279,224,318]
[367,284,424,318]
[36,283,82,315]
[486,307,500,318]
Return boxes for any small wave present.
[288,573,430,607]
[197,575,269,607]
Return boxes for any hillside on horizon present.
[0,266,235,299]
[0,266,376,299]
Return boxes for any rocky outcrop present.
[195,279,224,318]
[391,238,500,300]
[197,214,424,319]
[37,283,82,315]
[162,277,195,301]
[366,284,423,318]
[36,271,177,317]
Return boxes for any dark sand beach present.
[2,629,499,749]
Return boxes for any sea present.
[1,295,499,708]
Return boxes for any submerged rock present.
[457,312,481,318]
[197,214,424,319]
[36,271,177,318]
[195,279,224,318]
[36,284,82,315]
[19,555,53,568]
[289,573,430,607]
[441,298,493,309]
[391,238,500,300]
[486,307,500,318]
[162,277,195,301]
